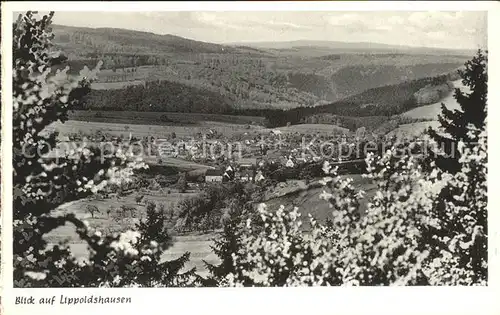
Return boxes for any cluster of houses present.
[97,128,365,169]
[204,157,265,183]
[57,129,366,188]
[62,128,374,185]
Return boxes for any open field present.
[65,112,351,139]
[401,79,467,120]
[92,80,145,90]
[45,189,221,276]
[48,190,199,239]
[60,234,218,278]
[47,119,266,140]
[143,157,213,172]
[387,121,439,138]
[264,175,377,229]
[69,110,267,126]
[264,124,350,135]
[386,79,470,138]
[160,233,219,278]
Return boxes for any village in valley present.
[13,9,488,288]
[54,122,380,187]
[44,119,389,275]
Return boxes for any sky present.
[51,11,487,50]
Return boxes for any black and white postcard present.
[1,2,499,315]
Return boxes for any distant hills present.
[52,24,472,58]
[51,23,470,114]
[51,24,267,56]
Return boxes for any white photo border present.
[2,2,500,315]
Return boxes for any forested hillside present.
[239,73,458,127]
[328,63,460,99]
[50,24,468,111]
[51,24,252,56]
[79,80,234,113]
[78,72,457,132]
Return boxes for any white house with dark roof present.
[205,169,224,183]
[240,169,255,182]
[255,171,265,182]
[237,157,257,169]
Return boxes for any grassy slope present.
[261,124,350,135]
[402,79,467,119]
[388,79,469,138]
[68,110,267,126]
[264,175,377,230]
[48,119,266,140]
[46,174,376,277]
[46,189,218,277]
[386,121,440,138]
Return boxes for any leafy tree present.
[137,202,171,251]
[176,172,188,193]
[427,50,488,173]
[135,194,145,204]
[120,205,137,218]
[355,126,366,140]
[86,205,100,218]
[13,11,194,287]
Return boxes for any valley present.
[51,24,468,113]
[34,20,478,283]
[12,8,489,292]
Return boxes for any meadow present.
[68,110,267,126]
[45,188,220,276]
[49,118,266,140]
[386,79,468,138]
[264,175,377,228]
[401,79,467,119]
[386,121,440,138]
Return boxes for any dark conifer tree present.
[427,50,488,174]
